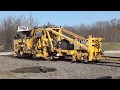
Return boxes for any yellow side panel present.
[13,40,19,53]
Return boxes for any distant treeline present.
[64,18,120,42]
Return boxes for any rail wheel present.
[17,49,23,58]
[84,56,89,64]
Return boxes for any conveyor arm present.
[62,28,86,40]
[46,28,88,51]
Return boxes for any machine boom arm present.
[46,28,88,51]
[62,28,86,40]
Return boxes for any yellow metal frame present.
[13,27,103,62]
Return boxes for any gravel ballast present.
[0,55,120,79]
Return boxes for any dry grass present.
[102,42,120,51]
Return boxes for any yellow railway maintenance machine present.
[13,26,103,63]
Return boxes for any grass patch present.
[102,42,120,51]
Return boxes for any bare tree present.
[0,15,38,50]
[64,18,120,42]
[41,22,58,28]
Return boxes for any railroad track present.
[94,61,120,68]
[89,55,120,68]
[0,51,120,68]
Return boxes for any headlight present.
[56,53,60,56]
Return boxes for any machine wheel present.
[17,49,23,58]
[84,59,88,64]
[94,60,99,63]
[58,56,65,60]
[84,56,89,64]
[47,56,53,61]
[32,54,37,60]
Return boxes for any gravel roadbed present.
[0,55,120,79]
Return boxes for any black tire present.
[84,59,88,64]
[94,60,99,63]
[58,56,65,60]
[17,52,22,59]
[84,56,89,64]
[17,49,24,59]
[32,54,37,60]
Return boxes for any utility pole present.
[30,11,32,27]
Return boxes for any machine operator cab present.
[17,26,30,32]
[14,26,31,39]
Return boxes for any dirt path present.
[0,52,14,56]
